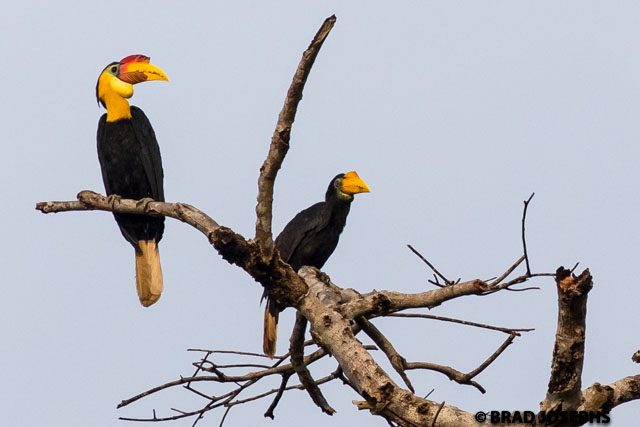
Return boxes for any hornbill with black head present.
[263,171,371,357]
[96,55,169,307]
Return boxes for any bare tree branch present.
[579,375,640,413]
[254,15,337,259]
[465,332,517,379]
[521,192,535,276]
[407,244,457,286]
[38,189,637,425]
[36,190,557,424]
[120,370,343,423]
[340,279,489,320]
[37,190,220,233]
[188,349,276,359]
[289,312,336,415]
[431,401,446,427]
[37,190,310,311]
[118,375,223,409]
[387,313,533,335]
[404,361,486,394]
[119,347,329,409]
[358,317,415,393]
[263,372,292,419]
[540,267,593,413]
[404,333,517,395]
[228,370,341,406]
[298,267,479,426]
[490,255,525,286]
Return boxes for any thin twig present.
[466,332,517,379]
[570,262,580,274]
[407,244,454,286]
[405,332,520,394]
[404,361,486,394]
[126,371,268,423]
[289,313,336,415]
[227,370,341,407]
[118,376,226,408]
[431,401,446,427]
[263,372,293,419]
[211,363,273,370]
[357,318,415,393]
[188,351,212,388]
[132,331,373,422]
[188,348,278,359]
[119,347,331,409]
[504,285,541,292]
[218,405,232,427]
[522,192,535,276]
[484,272,554,294]
[387,313,533,335]
[193,409,206,427]
[185,384,214,401]
[490,255,525,286]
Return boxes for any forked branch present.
[255,15,337,259]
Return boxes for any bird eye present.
[111,66,117,73]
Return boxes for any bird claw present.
[136,197,156,212]
[106,194,122,208]
[317,271,331,284]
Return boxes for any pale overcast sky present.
[2,1,639,426]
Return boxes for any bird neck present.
[97,73,133,122]
[327,197,352,231]
[326,192,352,215]
[102,91,132,122]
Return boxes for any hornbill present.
[263,171,371,357]
[96,55,169,307]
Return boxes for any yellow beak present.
[120,62,169,84]
[341,171,371,195]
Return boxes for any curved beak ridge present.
[120,62,169,84]
[341,171,371,195]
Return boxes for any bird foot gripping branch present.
[135,197,157,212]
[105,193,122,208]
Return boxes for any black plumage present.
[275,174,352,271]
[97,106,165,247]
[263,172,370,357]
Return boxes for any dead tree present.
[36,16,640,426]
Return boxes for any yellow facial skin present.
[341,171,371,195]
[108,74,134,98]
[97,60,169,122]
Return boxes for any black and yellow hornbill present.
[96,55,169,307]
[263,171,371,357]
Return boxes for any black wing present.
[97,109,165,247]
[131,106,164,202]
[96,113,113,195]
[275,201,330,263]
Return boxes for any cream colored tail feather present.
[263,301,278,358]
[135,240,163,307]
